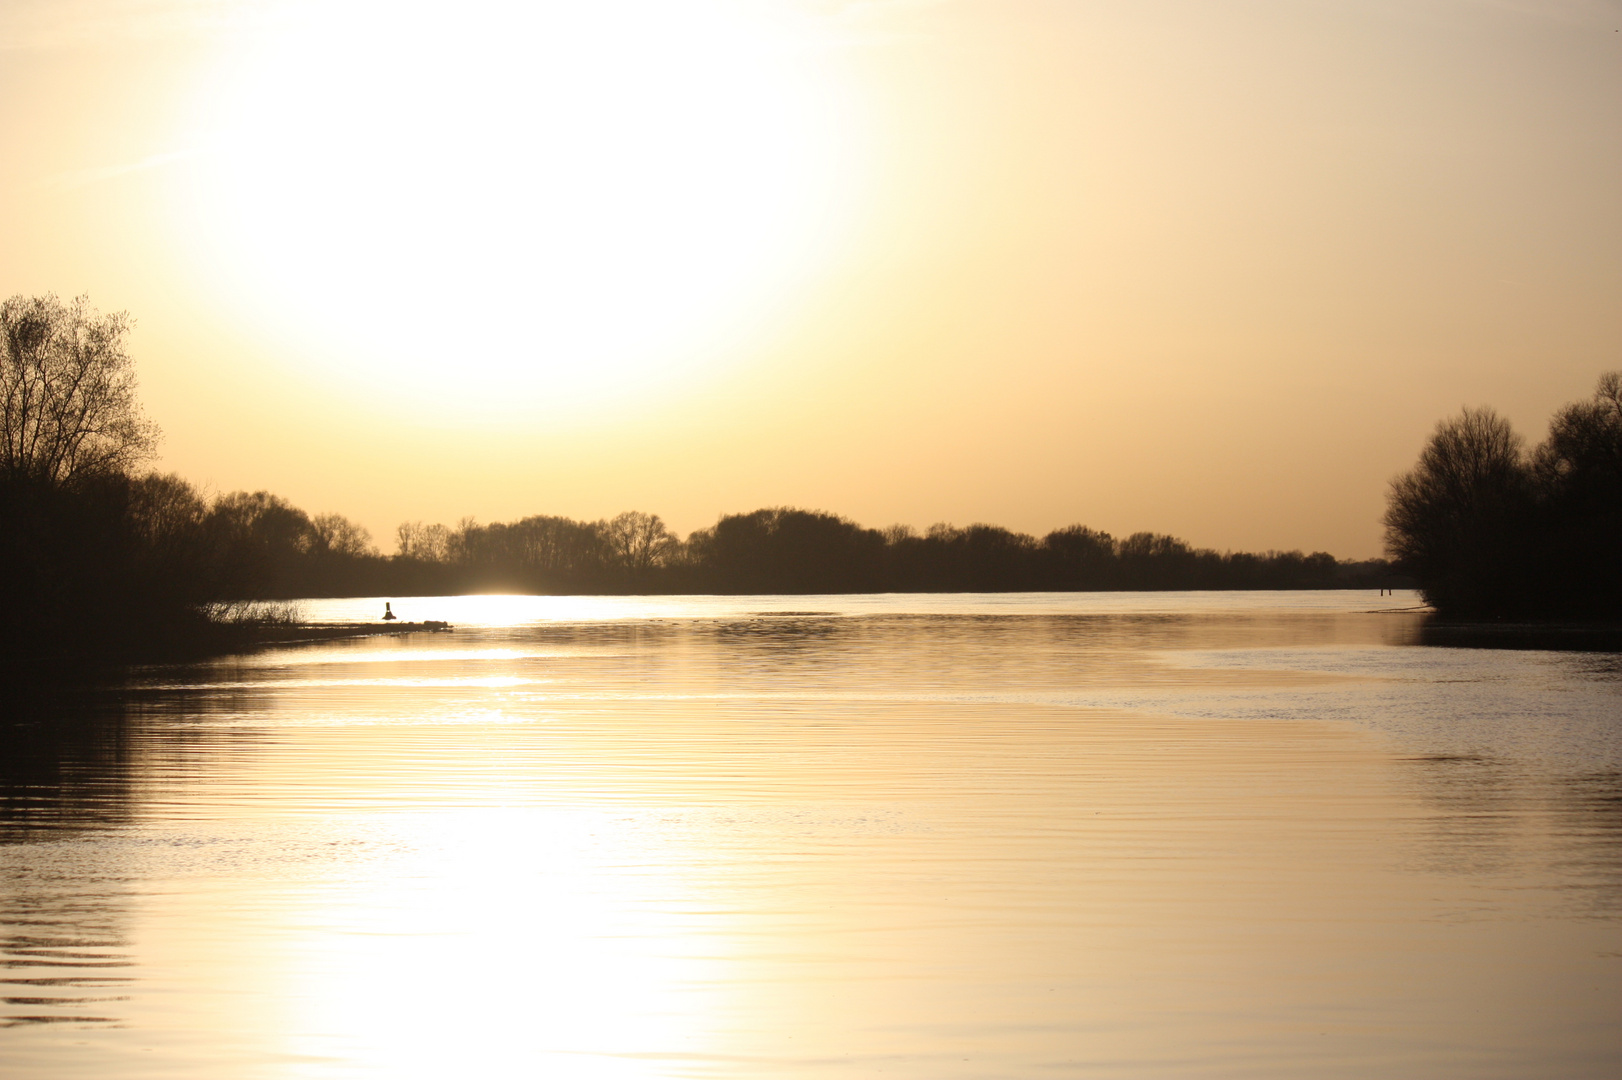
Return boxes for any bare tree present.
[1,294,159,484]
[1384,407,1528,566]
[1534,371,1622,501]
[204,490,318,598]
[602,511,678,577]
[1384,406,1533,613]
[127,472,208,547]
[311,512,377,557]
[395,520,452,560]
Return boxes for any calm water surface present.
[3,591,1620,1078]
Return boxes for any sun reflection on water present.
[278,807,720,1078]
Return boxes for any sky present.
[2,0,1618,558]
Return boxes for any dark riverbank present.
[1418,619,1622,652]
[1,620,454,700]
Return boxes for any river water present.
[3,591,1620,1078]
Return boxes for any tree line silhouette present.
[372,505,1392,597]
[1384,372,1622,620]
[4,293,1397,672]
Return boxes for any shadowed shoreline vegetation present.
[204,500,1400,599]
[1,291,1395,676]
[4,479,1399,674]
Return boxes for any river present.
[3,591,1619,1078]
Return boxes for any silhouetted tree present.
[601,511,678,587]
[468,515,607,590]
[1042,525,1117,589]
[697,508,886,593]
[205,491,318,598]
[1384,406,1537,616]
[125,472,213,607]
[920,523,1040,590]
[506,515,608,586]
[1117,532,1198,588]
[1,294,158,485]
[1535,373,1622,507]
[311,512,376,558]
[1530,372,1622,616]
[395,520,453,561]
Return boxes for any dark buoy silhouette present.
[382,602,397,622]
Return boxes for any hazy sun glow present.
[192,0,859,418]
[6,0,1614,554]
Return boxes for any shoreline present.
[248,620,455,647]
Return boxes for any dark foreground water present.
[3,591,1620,1078]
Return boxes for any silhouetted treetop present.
[1535,371,1622,509]
[1384,408,1529,569]
[1,294,158,485]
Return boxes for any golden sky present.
[2,0,1618,558]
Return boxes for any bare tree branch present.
[0,293,158,485]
